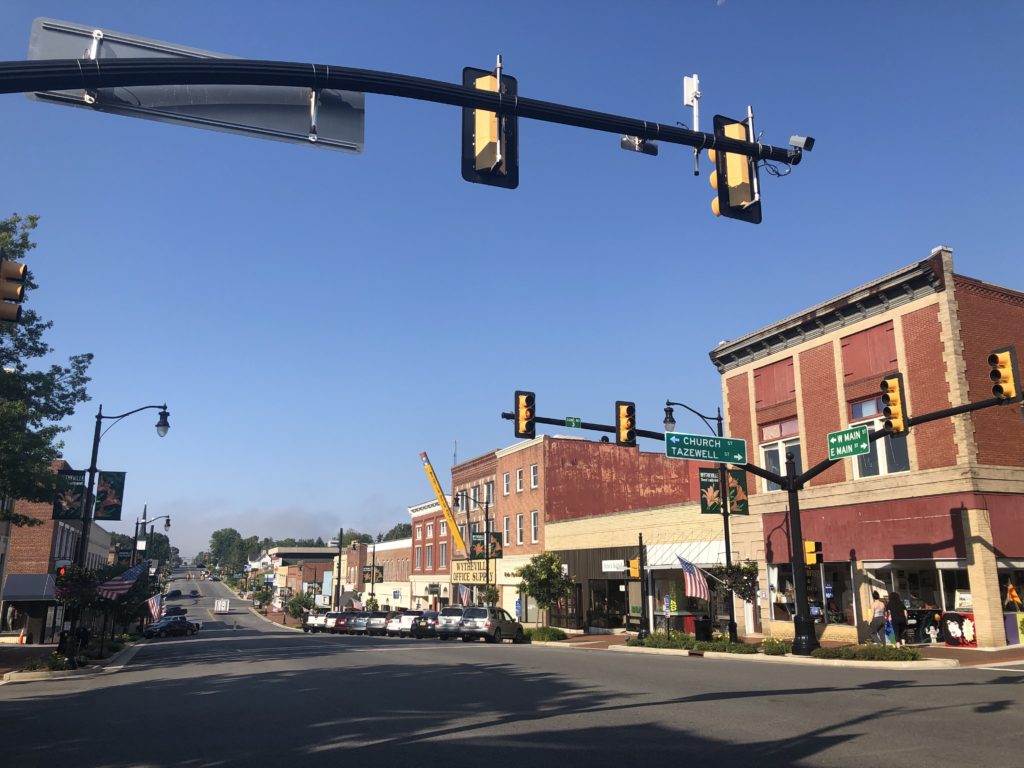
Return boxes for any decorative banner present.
[94,471,126,520]
[699,469,749,515]
[52,469,86,520]
[469,532,503,560]
[361,565,384,583]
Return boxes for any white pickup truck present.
[304,613,327,633]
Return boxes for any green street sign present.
[565,416,582,428]
[827,425,870,460]
[665,432,747,465]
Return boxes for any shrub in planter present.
[761,638,791,656]
[810,644,921,661]
[526,626,566,642]
[627,631,695,650]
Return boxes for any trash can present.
[694,616,712,641]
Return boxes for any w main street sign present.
[664,432,747,465]
[827,425,870,460]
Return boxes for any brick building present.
[408,498,452,610]
[711,248,1024,647]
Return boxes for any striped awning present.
[645,541,726,570]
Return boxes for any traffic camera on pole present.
[708,114,762,224]
[462,56,519,189]
[615,401,636,447]
[514,390,536,439]
[880,373,908,435]
[988,347,1021,401]
[0,249,27,323]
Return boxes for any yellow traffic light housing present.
[629,558,640,578]
[988,347,1021,401]
[803,540,822,567]
[0,251,27,323]
[708,115,761,224]
[880,373,908,435]
[616,401,636,447]
[514,390,536,439]
[461,62,519,189]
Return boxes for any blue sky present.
[3,2,1023,557]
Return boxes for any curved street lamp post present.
[663,400,738,643]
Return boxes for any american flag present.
[458,585,471,607]
[677,556,710,602]
[97,562,147,600]
[146,594,162,621]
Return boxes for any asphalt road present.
[1,569,1022,768]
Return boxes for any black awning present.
[1,573,56,602]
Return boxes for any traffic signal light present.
[629,558,640,578]
[880,373,908,435]
[803,540,822,567]
[514,390,536,439]
[708,115,761,224]
[0,250,27,322]
[616,401,636,447]
[461,62,519,189]
[988,347,1021,401]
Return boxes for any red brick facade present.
[800,342,846,486]
[902,303,957,470]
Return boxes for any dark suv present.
[459,606,524,643]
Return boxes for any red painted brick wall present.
[494,441,545,556]
[955,276,1024,467]
[799,341,846,485]
[902,304,957,469]
[725,372,754,495]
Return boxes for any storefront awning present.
[1,573,57,602]
[646,541,726,570]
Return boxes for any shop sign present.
[602,559,626,573]
[452,560,488,584]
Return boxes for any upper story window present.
[754,358,796,409]
[439,520,448,536]
[531,510,539,543]
[503,516,510,546]
[530,464,539,488]
[517,514,524,545]
[503,472,510,495]
[415,547,422,570]
[841,322,897,383]
[439,541,447,568]
[485,481,494,504]
[426,522,434,539]
[415,525,422,540]
[425,544,433,569]
[516,469,524,492]
[849,396,911,478]
[761,417,802,492]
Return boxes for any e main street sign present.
[827,425,870,461]
[665,432,747,465]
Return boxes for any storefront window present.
[941,569,970,611]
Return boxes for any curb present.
[608,645,958,668]
[2,640,144,684]
[247,607,303,631]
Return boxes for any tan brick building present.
[711,248,1024,647]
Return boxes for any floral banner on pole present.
[699,469,749,515]
[94,471,126,521]
[52,469,86,520]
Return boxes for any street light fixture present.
[663,399,739,643]
[76,403,170,569]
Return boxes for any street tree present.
[381,523,411,542]
[285,592,314,620]
[0,213,93,526]
[515,552,574,627]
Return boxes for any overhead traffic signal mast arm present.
[500,411,665,441]
[0,58,803,166]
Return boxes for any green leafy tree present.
[381,523,412,542]
[0,214,93,526]
[285,592,314,619]
[479,584,500,606]
[55,565,99,611]
[516,552,574,627]
[145,531,172,564]
[209,528,245,571]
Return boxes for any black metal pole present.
[335,527,343,609]
[785,451,819,655]
[75,406,104,568]
[716,409,739,644]
[370,544,376,601]
[484,501,490,605]
[638,532,649,640]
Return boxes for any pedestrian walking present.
[887,591,908,647]
[868,590,887,643]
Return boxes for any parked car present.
[323,612,344,633]
[188,589,200,598]
[459,606,524,643]
[161,605,188,617]
[209,575,221,581]
[365,611,393,636]
[396,610,423,638]
[385,613,404,637]
[347,611,371,635]
[144,616,196,639]
[410,611,439,639]
[304,613,328,633]
[164,589,182,600]
[330,612,356,634]
[436,607,465,640]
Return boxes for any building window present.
[459,525,467,545]
[471,521,481,534]
[761,418,801,492]
[471,486,480,510]
[415,547,422,570]
[426,544,433,569]
[426,522,434,539]
[517,514,524,545]
[516,469,524,492]
[439,520,447,536]
[849,397,911,478]
[458,490,468,512]
[531,464,539,488]
[531,511,539,543]
[439,542,447,568]
[503,516,510,546]
[503,472,510,495]
[485,481,494,504]
[415,525,422,541]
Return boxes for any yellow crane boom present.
[419,452,467,554]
